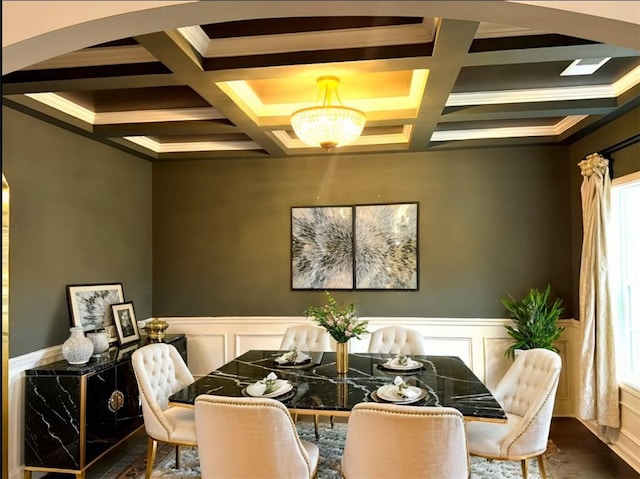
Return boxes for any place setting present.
[273,347,320,369]
[377,352,424,374]
[242,372,295,400]
[370,375,428,405]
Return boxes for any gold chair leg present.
[520,458,528,479]
[146,437,158,479]
[175,445,181,469]
[537,455,547,479]
[314,414,320,440]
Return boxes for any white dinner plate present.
[376,385,426,403]
[245,379,293,398]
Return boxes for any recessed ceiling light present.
[561,57,611,76]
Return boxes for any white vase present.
[62,327,94,365]
[87,330,109,357]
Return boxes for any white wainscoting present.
[9,316,639,479]
[160,316,578,416]
[617,384,640,472]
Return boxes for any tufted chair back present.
[280,324,333,351]
[466,348,562,478]
[342,403,469,479]
[131,343,194,441]
[194,395,319,479]
[367,326,427,355]
[491,348,561,456]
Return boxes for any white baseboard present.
[579,417,640,474]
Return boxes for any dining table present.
[169,349,507,423]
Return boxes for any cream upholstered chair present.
[280,324,333,351]
[466,348,562,479]
[131,343,197,479]
[367,325,427,355]
[342,403,469,479]
[280,324,333,438]
[194,394,319,479]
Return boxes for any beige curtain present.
[577,153,620,441]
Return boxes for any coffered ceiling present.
[3,12,639,160]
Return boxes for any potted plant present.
[501,284,564,359]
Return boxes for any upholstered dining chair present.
[466,348,562,479]
[131,343,197,479]
[342,403,469,479]
[280,324,333,439]
[367,325,427,355]
[194,394,320,479]
[280,324,333,352]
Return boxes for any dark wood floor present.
[548,417,639,479]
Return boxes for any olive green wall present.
[153,145,574,319]
[16,102,635,358]
[2,107,153,357]
[568,106,640,314]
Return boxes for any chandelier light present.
[291,76,366,150]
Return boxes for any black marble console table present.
[23,334,186,479]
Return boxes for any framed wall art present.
[111,301,140,345]
[291,202,419,290]
[66,283,124,344]
[291,205,353,290]
[355,202,418,290]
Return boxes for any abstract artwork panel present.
[291,206,353,289]
[355,203,418,290]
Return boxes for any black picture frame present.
[355,202,419,290]
[66,283,124,344]
[291,202,419,290]
[111,301,140,345]
[291,205,354,290]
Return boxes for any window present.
[611,171,640,387]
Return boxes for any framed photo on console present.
[111,301,140,345]
[66,283,124,344]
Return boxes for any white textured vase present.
[87,330,109,357]
[62,327,94,365]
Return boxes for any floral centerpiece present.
[304,291,368,343]
[305,291,368,374]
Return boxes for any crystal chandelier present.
[291,76,366,150]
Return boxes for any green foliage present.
[501,284,564,359]
[305,291,368,343]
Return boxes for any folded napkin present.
[252,372,280,396]
[386,352,420,368]
[275,349,311,364]
[390,376,419,399]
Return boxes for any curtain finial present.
[578,152,608,177]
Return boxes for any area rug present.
[118,422,554,479]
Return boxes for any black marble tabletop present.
[169,350,507,422]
